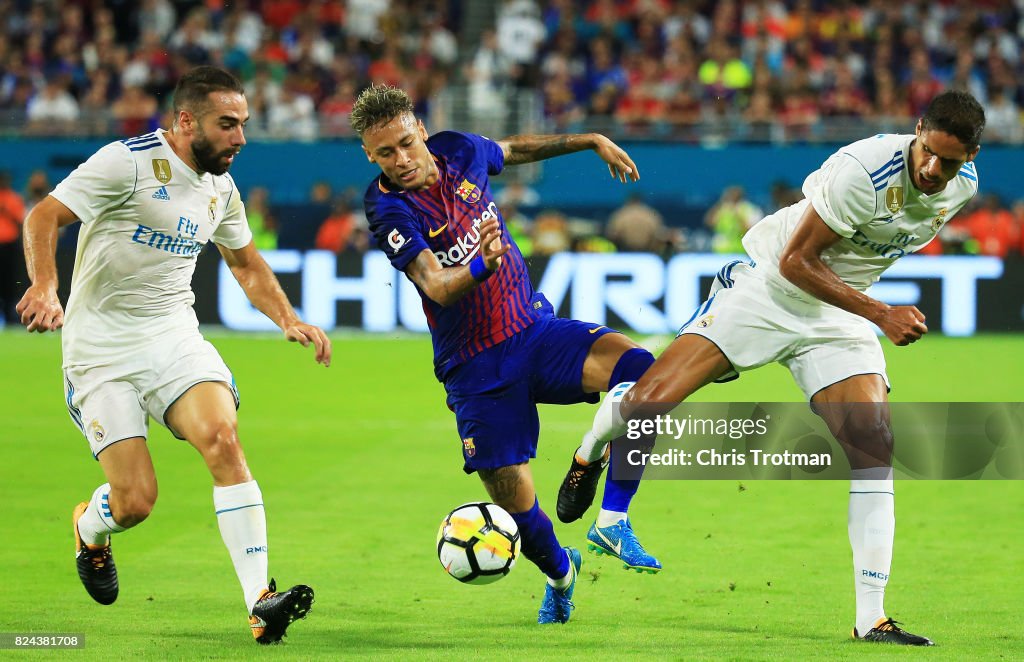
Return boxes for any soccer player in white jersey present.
[563,90,985,645]
[15,66,331,645]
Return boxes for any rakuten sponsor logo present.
[434,201,499,267]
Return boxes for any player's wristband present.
[469,255,495,282]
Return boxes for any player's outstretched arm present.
[405,217,509,307]
[779,205,928,347]
[217,241,332,366]
[496,133,639,183]
[16,195,79,333]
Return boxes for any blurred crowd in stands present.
[1,0,1023,142]
[477,0,1024,142]
[2,0,461,138]
[1,0,1024,320]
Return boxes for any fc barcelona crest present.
[885,186,904,214]
[455,179,482,204]
[152,159,172,184]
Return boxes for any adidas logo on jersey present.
[152,186,170,201]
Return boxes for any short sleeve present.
[50,142,136,224]
[211,176,253,250]
[366,197,429,271]
[808,154,877,238]
[466,133,505,176]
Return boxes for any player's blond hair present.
[349,85,414,137]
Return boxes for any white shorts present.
[678,260,889,399]
[63,330,239,458]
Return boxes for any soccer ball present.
[436,502,521,585]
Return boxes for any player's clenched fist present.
[16,285,64,333]
[874,305,928,346]
[478,218,509,272]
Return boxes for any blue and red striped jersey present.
[365,131,545,380]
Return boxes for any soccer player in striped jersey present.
[574,90,985,645]
[16,66,328,644]
[352,85,660,624]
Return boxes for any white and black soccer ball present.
[436,502,521,585]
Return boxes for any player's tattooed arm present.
[404,218,509,306]
[497,133,640,183]
[779,205,928,347]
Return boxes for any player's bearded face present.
[189,94,247,176]
[192,123,239,176]
[364,114,436,191]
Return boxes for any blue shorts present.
[444,308,617,474]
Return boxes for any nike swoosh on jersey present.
[428,223,449,238]
[589,326,606,334]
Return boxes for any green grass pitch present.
[1,330,1021,660]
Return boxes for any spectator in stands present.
[982,85,1021,144]
[267,80,317,141]
[138,0,177,41]
[320,80,358,137]
[466,29,514,137]
[769,180,801,213]
[0,170,26,324]
[1013,200,1024,257]
[606,192,672,254]
[310,181,334,205]
[24,170,51,213]
[497,0,547,88]
[699,38,752,102]
[26,79,79,133]
[111,86,159,137]
[315,196,367,255]
[246,187,278,251]
[821,63,869,119]
[705,185,763,253]
[962,194,1018,259]
[531,209,572,256]
[904,48,944,117]
[496,180,541,211]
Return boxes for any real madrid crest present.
[931,207,948,232]
[696,314,715,328]
[208,197,218,223]
[152,159,172,184]
[884,186,904,214]
[90,419,106,443]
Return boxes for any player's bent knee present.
[190,418,241,453]
[834,414,894,466]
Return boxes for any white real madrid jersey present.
[743,133,978,292]
[51,129,252,362]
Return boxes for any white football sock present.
[597,509,628,528]
[849,467,895,636]
[214,480,269,613]
[578,381,635,462]
[546,550,574,589]
[77,483,127,546]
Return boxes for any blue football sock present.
[510,498,569,580]
[603,348,655,514]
